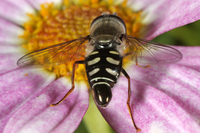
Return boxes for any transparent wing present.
[17,36,89,67]
[125,35,182,65]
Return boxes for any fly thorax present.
[90,15,126,37]
[94,35,114,49]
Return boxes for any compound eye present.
[93,84,112,107]
[119,34,126,41]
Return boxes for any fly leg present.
[136,62,150,68]
[50,60,85,106]
[135,54,150,68]
[122,68,141,132]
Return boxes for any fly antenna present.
[113,12,117,15]
[102,12,110,16]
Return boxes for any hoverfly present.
[17,13,182,132]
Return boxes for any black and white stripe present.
[85,48,123,90]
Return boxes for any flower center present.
[19,0,143,81]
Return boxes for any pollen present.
[19,0,143,81]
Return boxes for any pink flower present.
[0,0,200,133]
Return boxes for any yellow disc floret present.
[19,0,143,82]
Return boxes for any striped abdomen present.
[85,48,122,106]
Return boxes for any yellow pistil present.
[19,0,143,82]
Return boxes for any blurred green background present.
[75,20,200,133]
[152,20,200,46]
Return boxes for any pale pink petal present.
[0,1,30,25]
[0,68,55,132]
[0,53,21,75]
[27,0,62,10]
[0,44,26,74]
[5,0,35,14]
[0,17,26,74]
[99,67,200,133]
[175,46,200,71]
[146,0,200,39]
[0,20,24,44]
[0,31,24,45]
[2,77,89,133]
[0,17,24,37]
[128,0,200,39]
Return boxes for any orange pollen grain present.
[20,1,143,80]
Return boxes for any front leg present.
[50,60,85,106]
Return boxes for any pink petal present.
[0,18,24,45]
[1,70,89,133]
[0,44,25,75]
[0,18,26,74]
[27,0,62,10]
[99,68,200,133]
[0,53,21,75]
[0,17,24,37]
[6,0,35,15]
[0,68,55,132]
[175,46,200,71]
[0,0,30,25]
[50,81,89,133]
[128,0,200,39]
[0,31,24,45]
